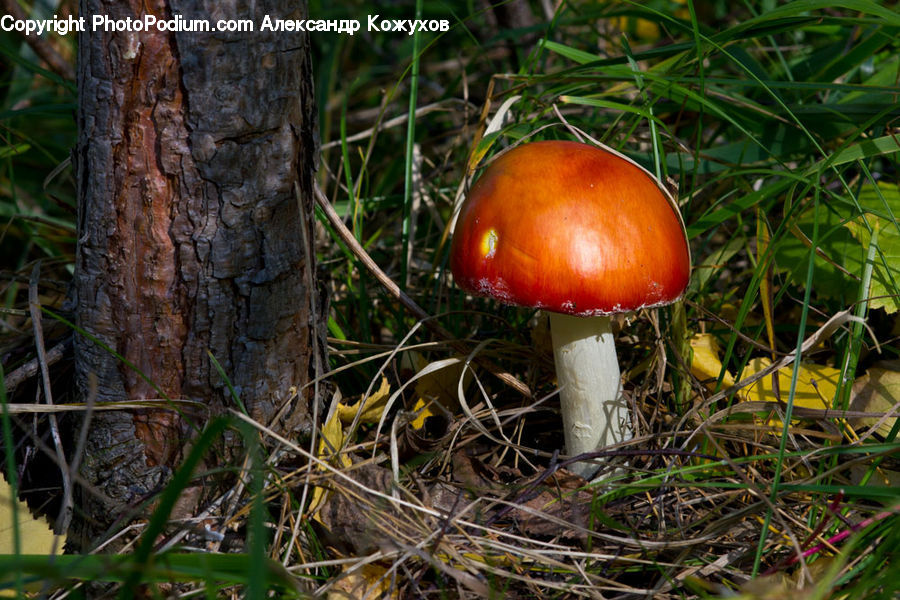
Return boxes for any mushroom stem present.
[549,312,633,478]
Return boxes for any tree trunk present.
[73,0,322,547]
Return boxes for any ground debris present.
[507,469,596,543]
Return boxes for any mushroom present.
[449,140,690,477]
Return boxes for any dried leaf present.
[402,352,468,431]
[318,409,350,467]
[328,563,396,600]
[610,0,689,41]
[338,376,392,425]
[731,558,836,600]
[312,378,393,519]
[0,476,62,558]
[408,397,440,431]
[511,470,594,542]
[849,463,900,488]
[451,450,503,493]
[413,356,469,409]
[309,409,351,520]
[738,358,840,424]
[690,333,736,390]
[315,463,398,555]
[850,362,900,436]
[467,95,521,171]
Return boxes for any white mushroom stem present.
[549,312,633,478]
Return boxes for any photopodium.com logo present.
[1,13,451,37]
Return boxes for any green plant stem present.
[400,0,423,291]
[753,191,820,576]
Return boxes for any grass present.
[2,0,899,597]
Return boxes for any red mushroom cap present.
[450,140,690,316]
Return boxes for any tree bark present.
[73,0,322,546]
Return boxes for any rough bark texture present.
[74,0,322,546]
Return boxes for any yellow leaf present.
[320,378,392,466]
[0,477,62,556]
[318,410,348,466]
[327,563,397,600]
[338,376,392,425]
[610,15,661,40]
[690,333,736,390]
[0,476,64,594]
[409,397,441,431]
[400,352,468,432]
[310,405,350,521]
[312,379,393,521]
[850,362,900,437]
[738,357,840,423]
[608,0,690,42]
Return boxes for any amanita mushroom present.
[450,140,690,477]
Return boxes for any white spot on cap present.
[481,228,499,259]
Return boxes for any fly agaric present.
[450,140,690,477]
